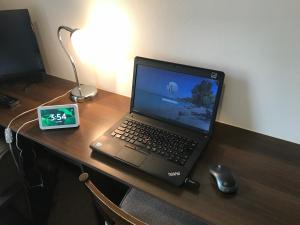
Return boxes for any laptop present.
[90,56,225,186]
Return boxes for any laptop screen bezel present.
[130,56,225,136]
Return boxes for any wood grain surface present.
[0,75,299,225]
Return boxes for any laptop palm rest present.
[116,149,146,167]
[91,136,146,167]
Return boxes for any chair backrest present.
[79,173,147,225]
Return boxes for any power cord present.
[15,118,38,153]
[4,89,72,171]
[15,118,44,189]
[6,88,72,130]
[184,177,200,190]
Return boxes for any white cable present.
[4,88,71,174]
[5,88,71,145]
[7,89,72,129]
[15,118,38,153]
[15,118,46,188]
[8,143,20,172]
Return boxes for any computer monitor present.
[0,9,45,83]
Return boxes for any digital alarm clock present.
[37,104,80,130]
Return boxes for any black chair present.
[79,173,204,225]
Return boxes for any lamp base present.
[70,85,98,102]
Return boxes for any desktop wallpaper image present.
[134,65,219,132]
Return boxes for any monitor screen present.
[0,9,45,82]
[132,63,223,134]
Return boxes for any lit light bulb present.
[71,1,133,74]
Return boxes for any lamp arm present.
[57,26,81,91]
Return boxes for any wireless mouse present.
[209,164,238,194]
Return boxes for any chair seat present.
[120,188,205,225]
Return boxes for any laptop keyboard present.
[110,119,198,166]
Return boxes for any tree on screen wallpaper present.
[178,80,216,109]
[191,80,216,108]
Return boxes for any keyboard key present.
[115,130,124,135]
[179,160,186,166]
[114,119,198,166]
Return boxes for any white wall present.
[1,0,299,144]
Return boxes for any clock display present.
[41,107,76,126]
[37,104,79,130]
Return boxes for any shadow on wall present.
[217,70,254,131]
[28,3,56,77]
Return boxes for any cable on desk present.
[4,89,71,172]
[7,89,72,129]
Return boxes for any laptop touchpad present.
[116,149,146,167]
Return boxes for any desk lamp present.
[57,26,97,102]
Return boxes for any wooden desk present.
[0,75,299,225]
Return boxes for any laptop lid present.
[130,57,225,136]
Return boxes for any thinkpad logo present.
[168,171,181,177]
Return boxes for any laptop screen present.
[132,58,224,134]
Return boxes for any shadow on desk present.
[90,150,188,195]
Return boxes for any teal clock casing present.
[37,104,80,130]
